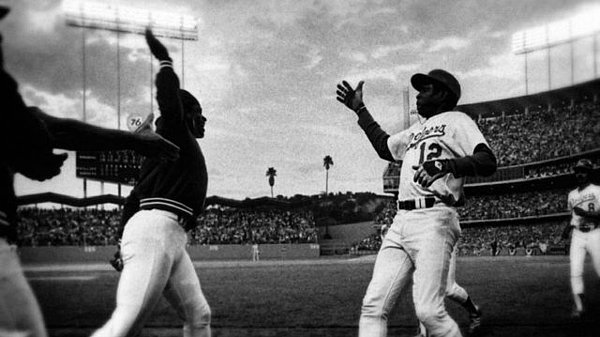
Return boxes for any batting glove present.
[412,159,452,187]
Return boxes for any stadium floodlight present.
[512,6,600,55]
[63,0,198,40]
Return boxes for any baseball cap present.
[574,159,593,172]
[411,69,461,101]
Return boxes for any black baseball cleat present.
[467,306,483,336]
[570,307,585,319]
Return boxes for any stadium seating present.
[16,207,318,246]
[477,102,600,167]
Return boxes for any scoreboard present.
[76,150,144,185]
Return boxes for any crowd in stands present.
[477,102,600,167]
[352,221,567,257]
[352,232,383,253]
[524,158,600,179]
[372,190,568,226]
[16,208,121,246]
[16,207,318,246]
[458,190,567,220]
[456,222,565,256]
[189,208,318,244]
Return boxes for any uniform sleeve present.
[355,105,394,162]
[452,112,489,155]
[387,130,411,161]
[155,60,184,124]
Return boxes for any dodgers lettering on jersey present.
[568,184,600,228]
[387,111,488,205]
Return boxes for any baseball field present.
[27,255,600,337]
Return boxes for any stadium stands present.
[477,102,600,167]
[16,207,318,246]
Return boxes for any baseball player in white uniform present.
[337,69,497,337]
[561,158,600,318]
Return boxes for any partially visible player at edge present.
[337,69,497,337]
[0,7,179,337]
[560,158,600,319]
[92,28,211,337]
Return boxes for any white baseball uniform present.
[567,183,600,310]
[359,111,488,337]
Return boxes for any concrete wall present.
[18,244,321,263]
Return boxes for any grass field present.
[25,255,600,337]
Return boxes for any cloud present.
[460,52,522,81]
[342,63,420,84]
[427,36,471,52]
[305,47,323,70]
[372,40,425,59]
[341,50,368,63]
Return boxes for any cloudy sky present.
[6,0,600,200]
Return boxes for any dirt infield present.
[24,255,600,337]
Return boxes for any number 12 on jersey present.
[418,142,442,164]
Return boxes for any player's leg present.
[446,246,482,335]
[359,234,414,337]
[92,211,176,337]
[587,228,600,278]
[412,209,462,337]
[0,240,47,337]
[569,230,586,316]
[163,234,211,337]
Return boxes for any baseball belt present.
[397,196,436,210]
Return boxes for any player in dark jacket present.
[0,8,179,336]
[93,28,211,337]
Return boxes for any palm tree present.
[266,167,277,197]
[323,155,334,196]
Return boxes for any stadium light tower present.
[63,0,198,198]
[512,6,600,94]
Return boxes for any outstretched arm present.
[146,28,183,124]
[336,80,394,161]
[0,43,67,181]
[412,144,497,187]
[30,107,179,161]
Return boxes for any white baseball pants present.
[569,228,600,306]
[359,206,462,337]
[92,209,211,337]
[0,238,47,337]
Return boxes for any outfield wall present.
[318,221,375,244]
[18,244,321,264]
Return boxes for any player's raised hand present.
[134,113,180,161]
[412,159,451,188]
[336,80,365,112]
[145,28,171,61]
